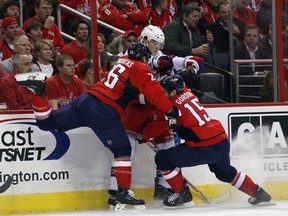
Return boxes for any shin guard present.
[231,172,257,197]
[162,168,184,193]
[113,157,132,189]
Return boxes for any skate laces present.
[167,192,180,202]
[127,189,135,197]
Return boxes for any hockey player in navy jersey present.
[154,74,272,208]
[15,43,180,211]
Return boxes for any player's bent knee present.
[111,145,132,158]
[155,150,174,170]
[213,166,237,183]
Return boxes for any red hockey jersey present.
[171,87,227,147]
[87,57,173,118]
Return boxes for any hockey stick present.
[146,142,231,204]
[0,174,12,193]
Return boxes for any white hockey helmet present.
[140,25,165,49]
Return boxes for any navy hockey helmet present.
[128,43,151,61]
[160,75,185,94]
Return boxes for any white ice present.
[17,201,288,216]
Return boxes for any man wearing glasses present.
[0,53,33,110]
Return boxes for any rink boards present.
[1,103,288,215]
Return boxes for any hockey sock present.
[156,170,172,188]
[161,168,184,193]
[231,172,257,197]
[113,157,132,189]
[31,93,51,120]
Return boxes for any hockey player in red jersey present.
[108,25,205,207]
[106,25,206,209]
[15,43,180,211]
[154,74,273,208]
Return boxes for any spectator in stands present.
[0,35,31,76]
[256,0,272,38]
[184,0,202,7]
[0,0,19,20]
[261,22,287,59]
[24,21,44,50]
[145,0,174,30]
[0,0,9,8]
[98,33,109,78]
[0,0,29,23]
[233,0,257,26]
[0,17,21,62]
[261,23,273,58]
[45,54,85,109]
[260,71,273,102]
[234,24,271,102]
[100,0,148,36]
[22,0,65,51]
[108,30,138,56]
[163,5,213,62]
[208,1,241,71]
[0,53,32,110]
[75,34,93,77]
[79,59,94,90]
[58,0,92,35]
[60,19,89,66]
[202,0,223,25]
[84,34,93,61]
[234,24,271,75]
[136,0,178,19]
[184,0,208,35]
[249,0,262,11]
[31,39,56,78]
[24,0,58,20]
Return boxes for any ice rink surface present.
[17,201,288,216]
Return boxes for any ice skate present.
[114,187,146,211]
[163,184,194,209]
[15,72,47,97]
[248,185,275,206]
[154,184,174,200]
[107,190,117,210]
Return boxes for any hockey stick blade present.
[0,174,12,193]
[186,180,231,204]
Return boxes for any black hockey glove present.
[165,105,180,119]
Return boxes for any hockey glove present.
[183,56,205,74]
[152,54,173,74]
[165,105,180,119]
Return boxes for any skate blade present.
[114,204,146,212]
[164,200,195,210]
[15,71,46,81]
[109,205,116,210]
[253,200,276,206]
